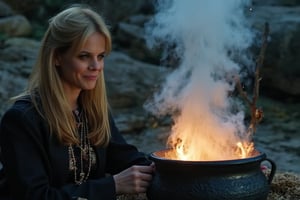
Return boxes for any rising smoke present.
[144,0,256,160]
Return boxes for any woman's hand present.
[113,163,155,195]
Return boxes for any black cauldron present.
[147,149,276,200]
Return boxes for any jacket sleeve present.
[0,106,117,200]
[105,114,151,174]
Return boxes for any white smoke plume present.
[144,0,256,160]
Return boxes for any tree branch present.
[236,22,269,138]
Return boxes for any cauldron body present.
[147,149,276,200]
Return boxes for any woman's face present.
[56,32,106,95]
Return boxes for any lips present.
[84,75,98,81]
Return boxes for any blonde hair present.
[20,5,112,146]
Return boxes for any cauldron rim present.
[149,148,266,166]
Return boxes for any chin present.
[85,87,96,90]
[82,84,97,90]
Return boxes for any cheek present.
[100,60,105,70]
[58,60,85,81]
[62,59,85,73]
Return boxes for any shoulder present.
[1,95,42,125]
[0,95,49,146]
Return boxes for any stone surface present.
[1,1,300,98]
[0,15,32,36]
[251,6,300,98]
[0,0,14,17]
[104,51,170,109]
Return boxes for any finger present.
[138,173,152,181]
[135,180,151,193]
[150,162,155,167]
[134,165,154,174]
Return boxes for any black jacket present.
[0,98,150,200]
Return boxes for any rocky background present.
[0,0,299,175]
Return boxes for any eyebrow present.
[79,50,106,55]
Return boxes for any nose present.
[89,58,103,70]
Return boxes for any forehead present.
[73,32,106,53]
[83,32,105,49]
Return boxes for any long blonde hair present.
[19,5,112,146]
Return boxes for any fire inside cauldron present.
[147,148,276,200]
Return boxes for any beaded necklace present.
[68,109,92,185]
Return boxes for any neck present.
[61,82,81,111]
[70,100,79,111]
[65,89,81,111]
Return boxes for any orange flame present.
[167,138,255,161]
[161,81,257,161]
[236,141,255,159]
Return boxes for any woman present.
[0,4,154,200]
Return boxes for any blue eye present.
[79,54,89,59]
[98,54,105,60]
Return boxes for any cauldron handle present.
[262,158,276,184]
